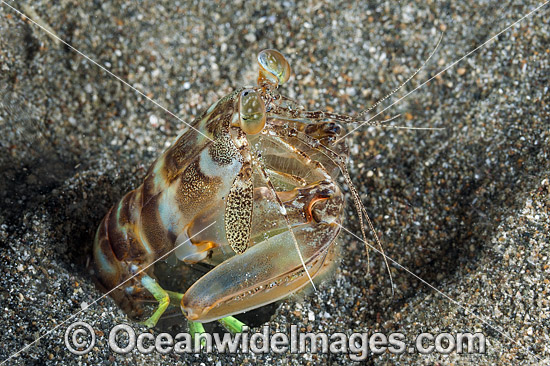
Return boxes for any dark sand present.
[1,1,549,365]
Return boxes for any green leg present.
[189,321,207,347]
[166,289,184,304]
[163,289,245,343]
[218,316,246,334]
[166,289,207,346]
[139,275,170,328]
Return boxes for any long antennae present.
[379,126,445,131]
[356,32,445,121]
[361,114,446,131]
[338,157,395,295]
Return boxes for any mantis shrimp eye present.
[238,89,266,135]
[257,49,291,87]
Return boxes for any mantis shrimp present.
[92,49,387,336]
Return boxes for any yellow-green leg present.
[169,289,246,335]
[139,275,170,328]
[139,282,246,340]
[188,321,207,348]
[188,316,244,348]
[166,290,207,343]
[218,316,246,334]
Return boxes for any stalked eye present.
[257,49,291,87]
[239,89,266,135]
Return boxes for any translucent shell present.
[238,89,266,135]
[257,49,291,87]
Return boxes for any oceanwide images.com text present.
[65,322,486,360]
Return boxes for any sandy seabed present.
[1,1,549,365]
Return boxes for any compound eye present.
[257,49,291,87]
[239,89,266,135]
